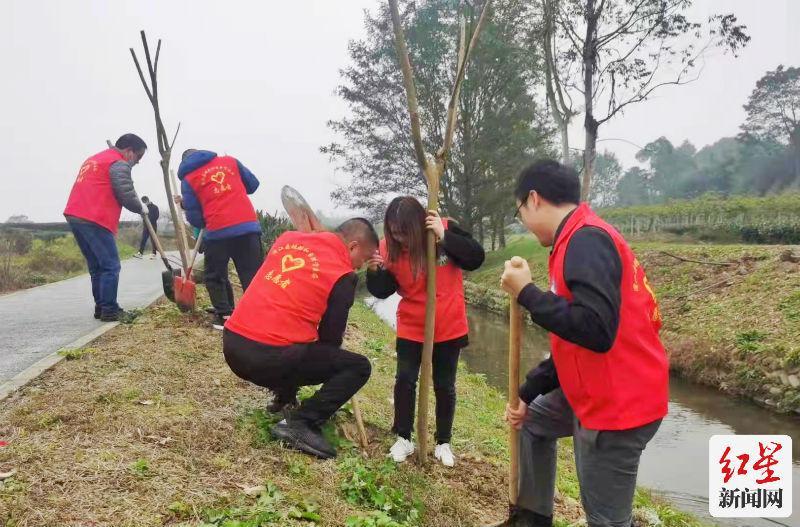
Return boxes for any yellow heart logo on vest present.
[210,171,226,185]
[281,254,306,273]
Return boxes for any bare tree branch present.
[439,0,492,161]
[388,0,429,171]
[169,121,181,151]
[129,49,154,104]
[596,0,651,48]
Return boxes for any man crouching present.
[223,218,379,459]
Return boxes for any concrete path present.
[0,254,178,397]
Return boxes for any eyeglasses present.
[513,199,527,223]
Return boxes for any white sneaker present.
[389,437,415,463]
[148,254,156,260]
[434,443,455,467]
[134,252,143,259]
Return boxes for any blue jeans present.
[68,220,121,315]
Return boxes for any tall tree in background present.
[540,0,577,164]
[548,0,749,201]
[323,0,551,238]
[587,150,622,207]
[741,65,800,185]
[615,166,653,206]
[636,137,697,200]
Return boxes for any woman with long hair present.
[367,196,485,467]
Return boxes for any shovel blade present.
[174,275,197,312]
[162,269,180,302]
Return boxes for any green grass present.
[0,291,712,526]
[0,234,137,293]
[469,237,550,290]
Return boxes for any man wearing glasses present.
[64,134,148,322]
[498,159,668,527]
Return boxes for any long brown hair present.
[384,196,427,278]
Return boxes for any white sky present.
[1,0,798,222]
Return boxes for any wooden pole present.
[351,397,369,451]
[507,257,524,505]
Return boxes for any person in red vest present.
[366,196,485,468]
[177,149,263,330]
[223,218,379,459]
[497,160,669,527]
[64,134,147,322]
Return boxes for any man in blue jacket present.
[178,149,263,329]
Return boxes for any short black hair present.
[336,217,379,247]
[141,196,150,203]
[115,133,147,152]
[514,159,580,205]
[182,148,198,161]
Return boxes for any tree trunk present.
[580,0,599,202]
[791,126,800,184]
[478,217,485,246]
[498,215,506,248]
[542,0,571,165]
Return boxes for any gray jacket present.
[109,159,144,215]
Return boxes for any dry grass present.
[0,292,583,527]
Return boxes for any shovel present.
[174,230,204,312]
[507,257,524,505]
[484,256,525,527]
[142,214,179,302]
[281,185,369,450]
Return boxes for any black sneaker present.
[94,305,101,319]
[100,309,126,322]
[212,314,230,331]
[271,418,336,459]
[488,505,552,527]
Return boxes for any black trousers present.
[223,329,372,427]
[204,232,263,315]
[138,223,156,254]
[393,337,463,444]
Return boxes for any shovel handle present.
[184,229,204,281]
[142,214,170,269]
[508,257,524,505]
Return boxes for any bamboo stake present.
[387,0,492,465]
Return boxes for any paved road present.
[0,255,177,385]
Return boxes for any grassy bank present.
[0,233,137,293]
[465,237,800,414]
[0,294,703,526]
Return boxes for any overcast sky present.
[1,0,798,222]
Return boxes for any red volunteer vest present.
[63,148,125,234]
[381,220,469,343]
[225,231,354,346]
[183,155,257,231]
[549,204,668,430]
